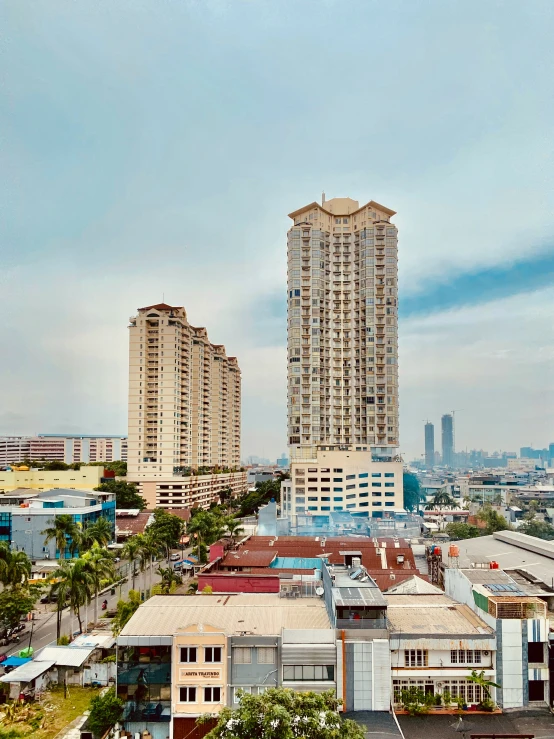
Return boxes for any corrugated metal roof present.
[0,660,55,683]
[35,647,93,667]
[120,594,331,636]
[386,595,493,635]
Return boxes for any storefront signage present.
[179,669,221,681]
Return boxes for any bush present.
[87,688,124,737]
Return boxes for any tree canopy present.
[477,505,511,534]
[94,479,146,510]
[519,518,554,540]
[445,522,482,540]
[198,688,365,739]
[0,589,36,631]
[402,472,423,512]
[87,688,124,737]
[147,509,185,550]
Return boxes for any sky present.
[1,0,553,462]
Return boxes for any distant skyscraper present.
[424,422,434,468]
[441,414,454,467]
[287,195,398,453]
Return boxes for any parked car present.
[170,553,180,561]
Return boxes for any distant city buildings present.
[127,303,246,508]
[424,422,434,468]
[0,465,106,492]
[0,434,127,466]
[441,414,454,467]
[276,452,289,468]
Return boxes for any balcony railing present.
[336,618,388,629]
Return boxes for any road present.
[1,556,178,659]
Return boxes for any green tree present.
[83,542,116,626]
[111,590,141,635]
[156,566,182,593]
[187,510,225,563]
[122,537,143,591]
[80,516,113,550]
[425,491,456,510]
[477,505,511,534]
[147,509,186,554]
[198,687,365,739]
[42,514,80,559]
[0,544,32,588]
[467,669,500,700]
[224,517,244,546]
[445,522,482,540]
[88,460,127,477]
[94,480,146,510]
[519,519,554,540]
[0,589,37,631]
[87,687,124,737]
[402,472,424,512]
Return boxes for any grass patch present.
[0,687,101,739]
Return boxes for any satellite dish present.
[315,587,324,597]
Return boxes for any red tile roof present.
[139,303,183,312]
[220,550,277,568]
[227,536,418,574]
[116,511,152,536]
[164,508,191,522]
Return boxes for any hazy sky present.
[2,0,553,462]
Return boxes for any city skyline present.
[2,1,553,461]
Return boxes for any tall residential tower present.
[283,196,403,524]
[287,196,399,455]
[127,303,246,508]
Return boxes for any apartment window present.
[372,473,381,477]
[333,497,343,502]
[333,478,343,482]
[257,647,276,664]
[180,647,197,663]
[346,474,355,480]
[179,687,197,702]
[233,687,251,703]
[283,665,335,681]
[359,473,368,479]
[528,643,544,663]
[451,649,482,664]
[360,483,368,488]
[204,687,221,703]
[333,468,343,473]
[205,647,222,663]
[385,483,394,488]
[385,473,394,478]
[404,650,428,667]
[233,647,252,664]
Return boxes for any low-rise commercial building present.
[387,593,496,707]
[0,488,115,558]
[135,469,247,510]
[0,465,107,492]
[282,446,403,523]
[117,594,335,739]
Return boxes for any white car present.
[170,553,180,561]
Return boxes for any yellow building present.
[0,465,105,492]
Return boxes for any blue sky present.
[1,0,553,461]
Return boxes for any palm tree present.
[467,669,500,702]
[132,533,151,597]
[83,543,115,627]
[87,517,113,547]
[143,530,163,598]
[156,566,181,594]
[42,514,80,560]
[49,561,73,642]
[224,517,244,546]
[122,537,142,592]
[0,544,31,588]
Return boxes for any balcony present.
[336,617,388,629]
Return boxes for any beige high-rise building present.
[127,303,245,508]
[287,196,399,454]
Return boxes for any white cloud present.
[399,287,554,460]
